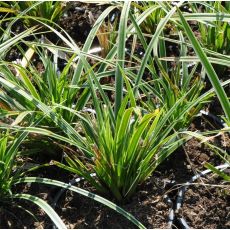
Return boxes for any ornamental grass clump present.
[0,1,68,27]
[0,1,229,207]
[190,1,230,55]
[55,97,189,201]
[0,129,144,228]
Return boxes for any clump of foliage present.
[0,1,68,26]
[191,1,230,54]
[0,0,229,228]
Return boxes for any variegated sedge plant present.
[145,2,230,124]
[157,3,230,181]
[190,1,230,55]
[131,1,166,34]
[0,1,69,27]
[0,4,146,229]
[0,0,229,212]
[0,4,121,154]
[170,6,230,121]
[184,1,230,77]
[0,1,219,203]
[0,128,144,228]
[0,1,229,228]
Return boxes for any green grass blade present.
[0,77,87,145]
[115,1,131,117]
[13,193,67,229]
[13,64,41,100]
[158,31,168,73]
[159,36,230,60]
[134,1,184,96]
[0,27,37,54]
[178,9,230,120]
[70,5,116,92]
[159,56,230,67]
[173,13,230,22]
[15,177,146,229]
[115,107,133,156]
[0,7,17,13]
[178,31,189,88]
[97,4,161,74]
[204,162,230,181]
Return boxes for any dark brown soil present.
[172,117,230,229]
[1,165,172,229]
[56,177,171,229]
[181,177,230,229]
